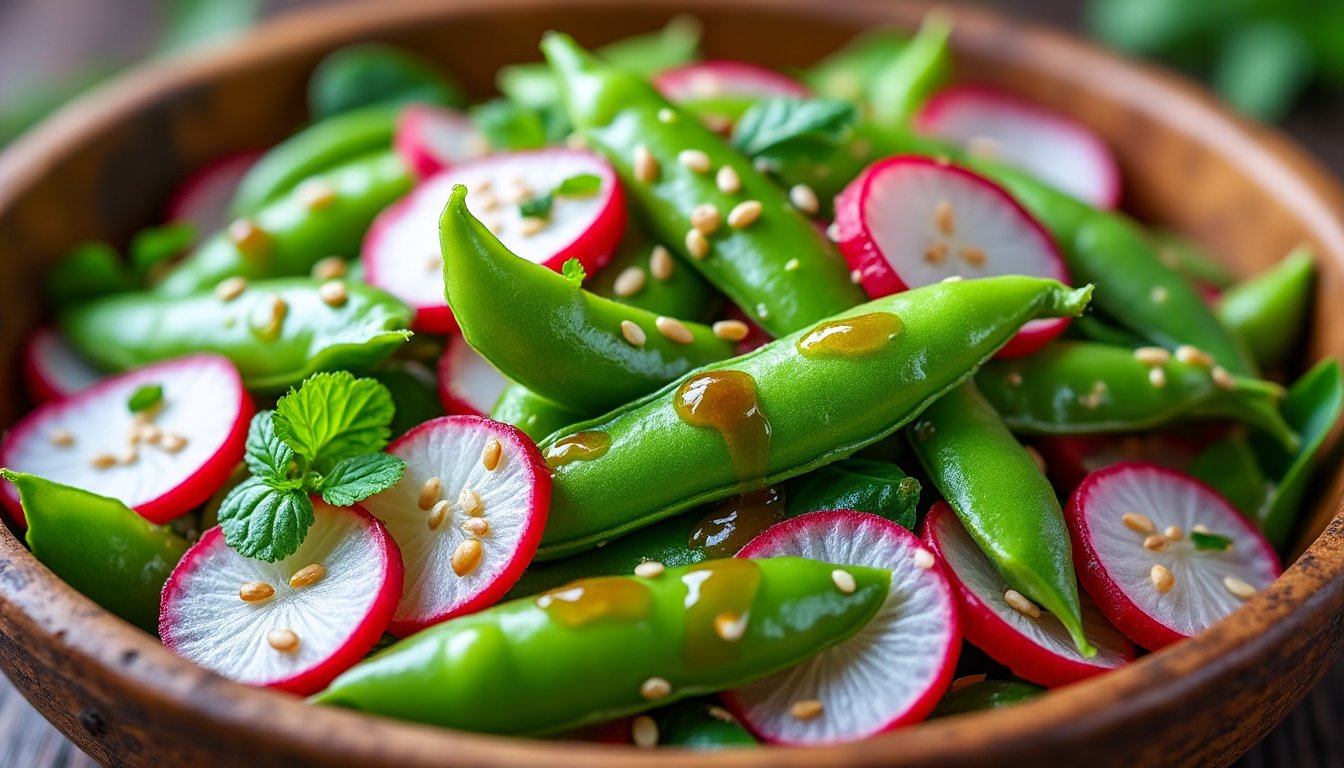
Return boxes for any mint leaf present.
[1191,531,1234,552]
[731,98,858,159]
[519,194,554,220]
[217,477,314,562]
[562,258,587,286]
[45,242,137,307]
[129,223,195,280]
[244,411,296,484]
[470,98,545,151]
[273,372,396,471]
[127,384,163,414]
[555,173,601,197]
[320,453,406,506]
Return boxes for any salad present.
[1,13,1339,750]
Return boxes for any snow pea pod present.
[1217,245,1315,368]
[784,458,920,529]
[930,680,1043,718]
[651,698,757,749]
[1,471,188,633]
[976,341,1297,451]
[543,33,866,337]
[538,276,1092,559]
[804,29,910,103]
[62,278,412,392]
[370,359,444,440]
[490,383,586,443]
[588,229,723,323]
[314,557,889,735]
[867,14,953,126]
[909,382,1093,656]
[160,150,411,296]
[441,185,735,413]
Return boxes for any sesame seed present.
[1192,524,1211,534]
[924,243,948,264]
[266,628,300,652]
[913,548,936,570]
[1123,512,1156,534]
[1006,370,1023,387]
[1143,534,1169,552]
[784,258,801,271]
[160,433,187,453]
[657,108,677,124]
[289,563,326,589]
[790,700,824,721]
[239,582,275,602]
[831,569,856,594]
[951,673,987,693]
[756,304,770,320]
[1134,346,1171,365]
[90,453,117,470]
[678,149,711,174]
[49,429,74,447]
[1150,564,1175,594]
[466,134,491,157]
[655,316,694,345]
[934,200,955,236]
[691,203,723,236]
[311,256,346,281]
[941,275,964,283]
[1223,575,1256,600]
[850,269,863,284]
[631,715,659,748]
[478,190,503,213]
[633,145,659,183]
[462,517,490,537]
[1176,345,1214,367]
[640,676,672,700]
[483,216,503,235]
[228,219,271,260]
[714,612,747,642]
[318,280,348,307]
[712,320,749,342]
[482,438,503,471]
[459,488,485,517]
[966,135,1002,159]
[215,276,248,302]
[254,294,287,339]
[825,223,841,242]
[621,320,647,347]
[500,181,533,205]
[707,706,737,724]
[427,499,450,530]
[297,180,338,211]
[960,246,987,267]
[518,217,548,237]
[685,228,710,260]
[753,157,774,174]
[451,539,483,576]
[1164,525,1184,541]
[611,266,646,298]
[1004,589,1041,618]
[789,184,819,215]
[1211,366,1236,391]
[1151,286,1169,304]
[634,561,665,578]
[1149,367,1167,388]
[716,165,741,194]
[727,200,762,229]
[649,246,674,280]
[1025,445,1047,474]
[418,477,442,510]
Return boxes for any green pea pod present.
[930,680,1044,718]
[909,382,1093,656]
[490,383,586,443]
[1065,313,1146,348]
[543,33,866,337]
[784,458,920,530]
[652,698,758,749]
[1217,246,1315,368]
[314,557,889,735]
[441,185,735,412]
[370,359,444,440]
[161,151,411,296]
[307,43,465,122]
[868,13,953,127]
[976,342,1296,451]
[587,229,723,322]
[1150,230,1236,289]
[62,278,413,391]
[1187,435,1273,520]
[538,276,1093,559]
[1,471,188,632]
[804,29,911,103]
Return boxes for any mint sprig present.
[731,97,858,160]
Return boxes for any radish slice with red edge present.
[0,354,251,527]
[362,148,625,333]
[921,502,1134,687]
[834,156,1072,358]
[159,502,402,695]
[393,104,488,179]
[1033,427,1224,494]
[22,326,103,404]
[165,151,262,233]
[724,511,959,745]
[360,415,550,635]
[436,335,508,416]
[915,85,1121,210]
[654,60,809,129]
[1066,462,1281,651]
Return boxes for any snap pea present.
[1150,230,1236,289]
[909,382,1093,655]
[62,278,413,391]
[804,29,910,103]
[867,14,953,127]
[976,341,1297,451]
[930,680,1044,718]
[490,383,586,443]
[308,44,464,122]
[160,150,412,297]
[1217,245,1315,368]
[1065,313,1146,348]
[543,33,866,337]
[1,471,188,633]
[314,557,889,735]
[650,698,758,749]
[784,458,920,530]
[588,229,724,323]
[440,185,735,412]
[370,359,444,440]
[538,276,1092,559]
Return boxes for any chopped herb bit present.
[1191,530,1234,551]
[555,173,601,197]
[127,384,164,413]
[562,257,587,286]
[519,194,555,220]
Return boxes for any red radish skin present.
[921,502,1134,688]
[393,104,488,179]
[165,151,262,232]
[1066,462,1282,651]
[654,60,809,108]
[1033,427,1225,494]
[159,503,402,695]
[916,85,1121,210]
[833,156,1072,358]
[360,416,550,635]
[724,511,959,745]
[362,148,625,333]
[0,354,251,527]
[436,335,508,416]
[22,326,102,404]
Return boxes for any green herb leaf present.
[562,258,587,286]
[217,477,315,562]
[272,372,396,471]
[519,194,555,220]
[44,242,137,307]
[470,99,546,151]
[129,223,196,280]
[731,98,858,159]
[244,411,296,484]
[1191,530,1234,551]
[320,453,407,506]
[555,173,601,197]
[127,384,164,414]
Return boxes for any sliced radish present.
[654,60,809,128]
[1033,428,1223,494]
[436,335,508,416]
[915,85,1121,210]
[0,354,251,527]
[922,502,1134,688]
[359,415,550,635]
[1066,462,1281,651]
[363,148,625,333]
[165,151,262,233]
[22,326,103,404]
[834,156,1071,358]
[159,502,402,695]
[393,104,489,179]
[724,511,959,745]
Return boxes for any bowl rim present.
[1,0,1343,765]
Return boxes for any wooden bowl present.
[1,1,1342,766]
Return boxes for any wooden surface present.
[1,1,1344,767]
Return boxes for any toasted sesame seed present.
[1192,524,1211,534]
[1211,366,1236,391]
[1150,564,1175,594]
[712,320,749,342]
[1025,445,1047,474]
[657,107,677,124]
[784,258,801,271]
[239,582,275,603]
[418,477,442,510]
[613,266,646,297]
[1149,367,1168,388]
[482,438,503,471]
[90,453,117,470]
[1006,370,1024,387]
[427,499,450,530]
[500,181,533,205]
[951,673,987,693]
[685,228,710,260]
[254,294,287,339]
[482,216,503,235]
[934,200,955,236]
[633,145,659,183]
[215,276,248,302]
[753,157,774,174]
[459,488,485,517]
[850,269,863,284]
[966,135,1002,159]
[716,165,741,194]
[714,612,747,642]
[655,316,694,345]
[1123,512,1156,534]
[161,433,188,453]
[634,561,665,578]
[297,180,338,211]
[678,149,711,174]
[620,319,647,347]
[960,246,987,267]
[1143,534,1170,552]
[640,676,672,700]
[267,628,300,652]
[462,517,490,537]
[1134,347,1172,365]
[649,245,674,280]
[1164,525,1184,541]
[318,280,348,307]
[1004,589,1041,618]
[1151,286,1169,304]
[1223,575,1256,600]
[790,700,824,721]
[727,200,762,229]
[924,243,948,264]
[451,539,483,576]
[474,191,500,212]
[913,548,936,570]
[631,715,659,748]
[518,217,548,237]
[789,184,819,215]
[941,275,964,283]
[289,563,326,589]
[311,256,346,281]
[466,134,491,157]
[707,706,737,724]
[1176,345,1214,367]
[831,569,856,594]
[49,429,74,447]
[228,218,271,260]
